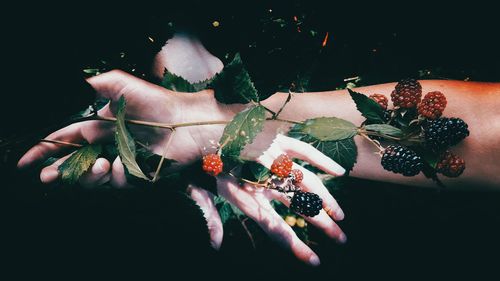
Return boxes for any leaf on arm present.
[58,144,103,185]
[115,95,150,181]
[289,117,357,141]
[210,53,260,104]
[289,120,358,173]
[219,105,266,161]
[364,124,404,138]
[348,89,385,123]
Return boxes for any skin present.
[17,32,500,266]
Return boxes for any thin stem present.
[274,90,292,119]
[359,133,384,153]
[240,217,256,249]
[273,117,304,125]
[95,115,230,130]
[39,139,83,148]
[261,105,277,117]
[152,129,176,182]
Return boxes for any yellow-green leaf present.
[58,144,102,185]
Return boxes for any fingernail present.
[338,233,347,244]
[335,166,346,176]
[309,255,320,266]
[92,159,108,174]
[336,208,345,220]
[40,169,59,183]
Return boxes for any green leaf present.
[364,124,404,138]
[58,144,102,185]
[161,69,212,92]
[115,96,150,181]
[210,53,259,104]
[312,138,358,173]
[289,117,357,141]
[348,89,385,123]
[161,69,195,92]
[220,105,266,159]
[289,125,358,172]
[241,161,270,182]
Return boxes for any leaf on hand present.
[241,161,270,182]
[289,125,358,173]
[215,196,245,224]
[348,89,385,123]
[161,69,211,93]
[289,117,357,141]
[364,124,404,138]
[115,95,150,181]
[210,53,260,104]
[58,144,102,185]
[220,105,266,160]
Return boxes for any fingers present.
[109,156,131,188]
[86,69,166,101]
[40,154,111,187]
[187,185,223,250]
[79,158,111,187]
[267,190,346,243]
[275,134,346,176]
[217,176,320,266]
[17,120,113,169]
[293,164,345,221]
[257,134,345,220]
[40,154,71,183]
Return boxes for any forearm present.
[262,80,500,190]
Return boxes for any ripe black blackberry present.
[423,117,469,150]
[381,145,424,176]
[391,78,422,108]
[290,191,322,217]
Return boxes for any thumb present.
[85,69,149,101]
[187,184,223,250]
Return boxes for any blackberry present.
[391,78,422,108]
[418,91,447,119]
[436,151,465,177]
[290,191,322,217]
[381,145,424,176]
[423,117,469,150]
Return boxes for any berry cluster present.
[201,152,321,218]
[366,79,469,179]
[270,154,322,217]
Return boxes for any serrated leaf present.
[241,161,270,182]
[216,198,235,224]
[115,96,150,181]
[289,117,357,141]
[210,53,259,104]
[312,138,358,173]
[220,105,266,159]
[365,124,404,138]
[348,89,385,123]
[161,69,196,92]
[58,144,102,185]
[289,126,358,172]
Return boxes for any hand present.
[18,33,347,265]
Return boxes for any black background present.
[2,1,500,279]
